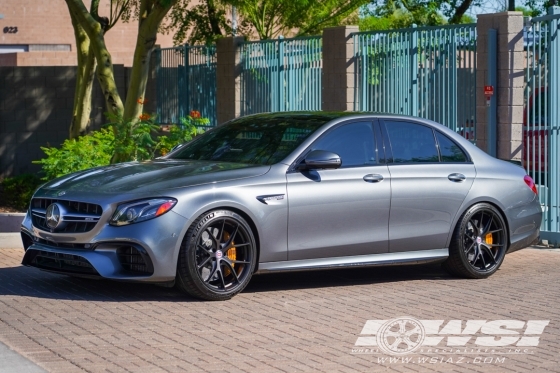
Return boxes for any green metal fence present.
[155,45,216,128]
[353,24,477,140]
[524,7,560,242]
[240,36,322,115]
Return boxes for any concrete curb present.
[0,213,24,233]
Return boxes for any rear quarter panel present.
[447,151,541,250]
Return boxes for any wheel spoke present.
[205,228,220,247]
[218,267,226,289]
[480,245,497,264]
[485,243,504,248]
[464,241,476,255]
[489,229,504,234]
[197,244,212,255]
[478,249,487,268]
[402,336,416,348]
[197,256,212,270]
[465,234,476,242]
[218,219,226,242]
[469,218,479,233]
[482,214,494,235]
[398,320,407,333]
[223,260,240,283]
[224,224,239,248]
[384,330,401,337]
[388,337,403,349]
[228,242,251,248]
[474,213,484,232]
[230,259,251,265]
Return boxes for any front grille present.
[31,198,103,233]
[117,246,154,275]
[24,249,99,275]
[35,237,90,250]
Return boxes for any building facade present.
[0,0,175,66]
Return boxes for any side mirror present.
[299,150,341,170]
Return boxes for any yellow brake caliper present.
[223,232,237,276]
[485,233,493,245]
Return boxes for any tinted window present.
[311,122,376,168]
[436,132,467,162]
[384,121,439,163]
[170,115,329,165]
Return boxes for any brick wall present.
[0,0,176,67]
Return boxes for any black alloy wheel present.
[177,210,257,301]
[443,203,508,279]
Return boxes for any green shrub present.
[157,116,205,156]
[0,174,43,211]
[33,127,114,181]
[33,113,209,181]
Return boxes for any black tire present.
[176,210,257,301]
[443,203,508,279]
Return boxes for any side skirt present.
[255,248,448,274]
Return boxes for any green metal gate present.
[240,36,322,115]
[353,24,477,139]
[155,45,216,127]
[524,7,560,243]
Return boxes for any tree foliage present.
[165,0,370,44]
[360,0,477,31]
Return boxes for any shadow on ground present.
[0,262,455,302]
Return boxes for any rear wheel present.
[176,210,257,301]
[443,203,508,279]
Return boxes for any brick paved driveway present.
[0,247,558,373]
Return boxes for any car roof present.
[235,111,415,122]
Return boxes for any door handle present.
[363,174,384,183]
[448,173,466,182]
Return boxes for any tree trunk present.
[70,49,96,138]
[68,4,96,139]
[449,0,475,24]
[66,0,125,119]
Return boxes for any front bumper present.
[21,210,188,282]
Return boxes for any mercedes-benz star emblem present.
[45,203,61,230]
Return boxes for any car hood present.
[41,160,271,194]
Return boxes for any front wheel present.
[443,203,508,279]
[176,210,257,301]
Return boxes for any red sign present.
[484,85,494,96]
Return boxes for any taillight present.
[524,175,538,194]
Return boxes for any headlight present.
[110,198,177,226]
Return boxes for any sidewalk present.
[0,233,22,250]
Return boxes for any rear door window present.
[435,132,468,162]
[383,121,439,163]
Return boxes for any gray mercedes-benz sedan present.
[21,112,542,300]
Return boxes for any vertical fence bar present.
[239,36,322,116]
[548,7,560,235]
[525,8,560,243]
[353,24,476,135]
[411,25,418,117]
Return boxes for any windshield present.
[168,115,330,165]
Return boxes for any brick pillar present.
[216,36,244,125]
[476,12,525,160]
[322,26,358,111]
